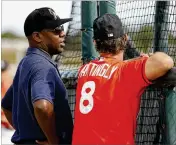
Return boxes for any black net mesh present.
[135,87,164,144]
[116,1,176,144]
[55,1,176,144]
[55,1,82,73]
[55,1,82,119]
[117,1,155,55]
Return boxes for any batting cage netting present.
[116,1,176,144]
[54,1,176,144]
[54,2,82,119]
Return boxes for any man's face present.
[40,25,66,55]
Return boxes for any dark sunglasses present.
[45,25,64,34]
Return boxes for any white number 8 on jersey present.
[79,81,95,114]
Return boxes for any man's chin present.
[60,43,65,48]
[57,47,64,54]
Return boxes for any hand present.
[140,53,149,57]
[36,140,49,145]
[140,53,153,58]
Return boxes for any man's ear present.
[32,32,42,43]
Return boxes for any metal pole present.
[154,1,170,52]
[81,1,99,64]
[99,1,116,16]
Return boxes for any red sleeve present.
[122,57,152,88]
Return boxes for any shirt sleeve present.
[122,57,152,88]
[31,67,56,104]
[1,85,13,111]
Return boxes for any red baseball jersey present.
[72,56,152,144]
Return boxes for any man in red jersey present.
[72,13,174,144]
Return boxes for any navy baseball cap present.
[24,7,72,36]
[93,13,124,41]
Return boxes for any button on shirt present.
[1,48,73,144]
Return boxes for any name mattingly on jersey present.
[78,62,118,79]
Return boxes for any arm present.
[1,85,14,128]
[145,52,174,81]
[153,67,176,87]
[33,100,58,144]
[1,107,14,129]
[124,36,140,59]
[31,67,59,144]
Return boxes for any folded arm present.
[153,67,176,87]
[145,52,174,81]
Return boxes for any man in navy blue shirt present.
[1,7,73,144]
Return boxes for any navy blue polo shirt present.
[1,48,73,144]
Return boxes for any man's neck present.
[29,44,52,58]
[100,51,124,61]
[38,48,52,58]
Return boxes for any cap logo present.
[108,33,113,37]
[48,8,57,20]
